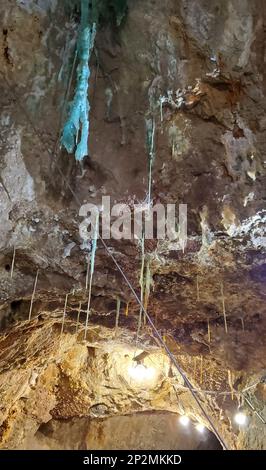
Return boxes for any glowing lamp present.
[195,423,205,433]
[128,364,155,381]
[234,411,247,426]
[179,415,190,426]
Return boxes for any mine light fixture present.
[234,408,248,426]
[179,415,190,426]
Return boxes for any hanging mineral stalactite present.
[61,0,96,161]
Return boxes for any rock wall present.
[0,0,265,450]
[25,413,221,450]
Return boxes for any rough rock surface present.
[0,315,226,449]
[25,413,221,450]
[0,0,265,450]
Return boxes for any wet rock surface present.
[0,0,265,449]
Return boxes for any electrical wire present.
[244,395,266,425]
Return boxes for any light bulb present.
[145,366,156,380]
[234,411,247,426]
[195,423,205,433]
[128,364,155,381]
[179,415,190,426]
